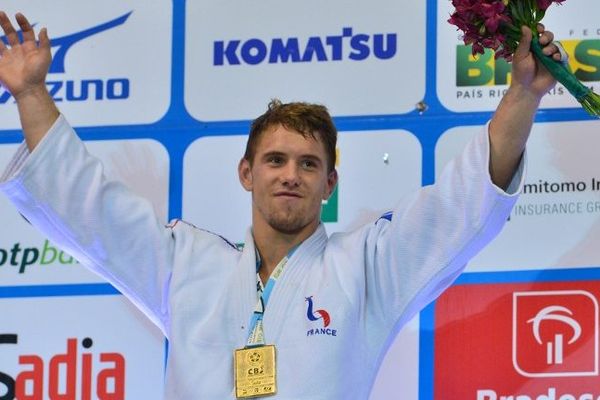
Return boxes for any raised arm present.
[0,12,58,150]
[0,12,175,335]
[488,25,562,189]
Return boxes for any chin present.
[268,216,311,235]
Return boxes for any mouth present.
[274,191,302,199]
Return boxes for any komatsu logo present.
[0,12,133,104]
[213,28,397,66]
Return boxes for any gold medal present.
[234,345,277,398]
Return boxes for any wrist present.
[13,84,51,104]
[504,84,543,108]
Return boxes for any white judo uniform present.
[0,115,523,399]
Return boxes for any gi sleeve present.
[0,115,174,336]
[364,124,524,330]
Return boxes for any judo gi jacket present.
[0,115,523,399]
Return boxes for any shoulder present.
[166,219,241,252]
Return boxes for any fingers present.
[0,11,19,47]
[0,28,5,55]
[15,13,35,43]
[39,27,50,51]
[514,26,533,61]
[518,24,563,62]
[0,12,47,52]
[542,42,559,57]
[536,23,545,35]
[538,29,554,46]
[535,23,563,62]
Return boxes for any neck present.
[253,221,318,283]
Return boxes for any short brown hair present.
[244,100,337,172]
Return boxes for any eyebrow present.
[299,154,323,165]
[261,151,324,165]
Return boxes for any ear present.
[323,169,338,200]
[238,158,253,192]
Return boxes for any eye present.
[267,155,284,165]
[301,159,317,170]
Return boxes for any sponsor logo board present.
[436,121,600,270]
[185,0,425,121]
[0,0,171,128]
[0,295,164,399]
[0,138,168,285]
[434,282,600,399]
[437,0,600,112]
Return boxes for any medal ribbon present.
[246,247,297,347]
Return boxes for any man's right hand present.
[0,12,51,99]
[0,11,59,151]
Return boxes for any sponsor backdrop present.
[0,0,599,399]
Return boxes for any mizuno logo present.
[0,12,132,74]
[0,12,133,104]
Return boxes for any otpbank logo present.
[456,39,600,87]
[213,28,397,66]
[513,290,599,377]
[0,334,125,400]
[0,240,77,274]
[0,12,132,105]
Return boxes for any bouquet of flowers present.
[448,0,600,117]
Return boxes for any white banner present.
[184,0,425,121]
[0,138,169,285]
[0,0,172,127]
[0,295,165,399]
[436,120,600,270]
[437,0,600,112]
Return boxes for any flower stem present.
[530,36,600,117]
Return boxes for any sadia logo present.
[455,39,600,86]
[513,290,599,377]
[0,12,132,104]
[214,28,397,66]
[0,334,125,400]
[305,296,337,337]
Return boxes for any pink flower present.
[537,0,566,11]
[484,12,511,33]
[536,0,553,10]
[448,0,567,61]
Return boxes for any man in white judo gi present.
[0,11,565,399]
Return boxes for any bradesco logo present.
[0,12,132,104]
[213,27,397,66]
[513,290,599,378]
[0,240,77,274]
[455,39,600,87]
[0,334,125,400]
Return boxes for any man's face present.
[238,124,337,236]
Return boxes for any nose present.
[280,163,301,187]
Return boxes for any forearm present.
[488,84,540,189]
[15,85,60,151]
